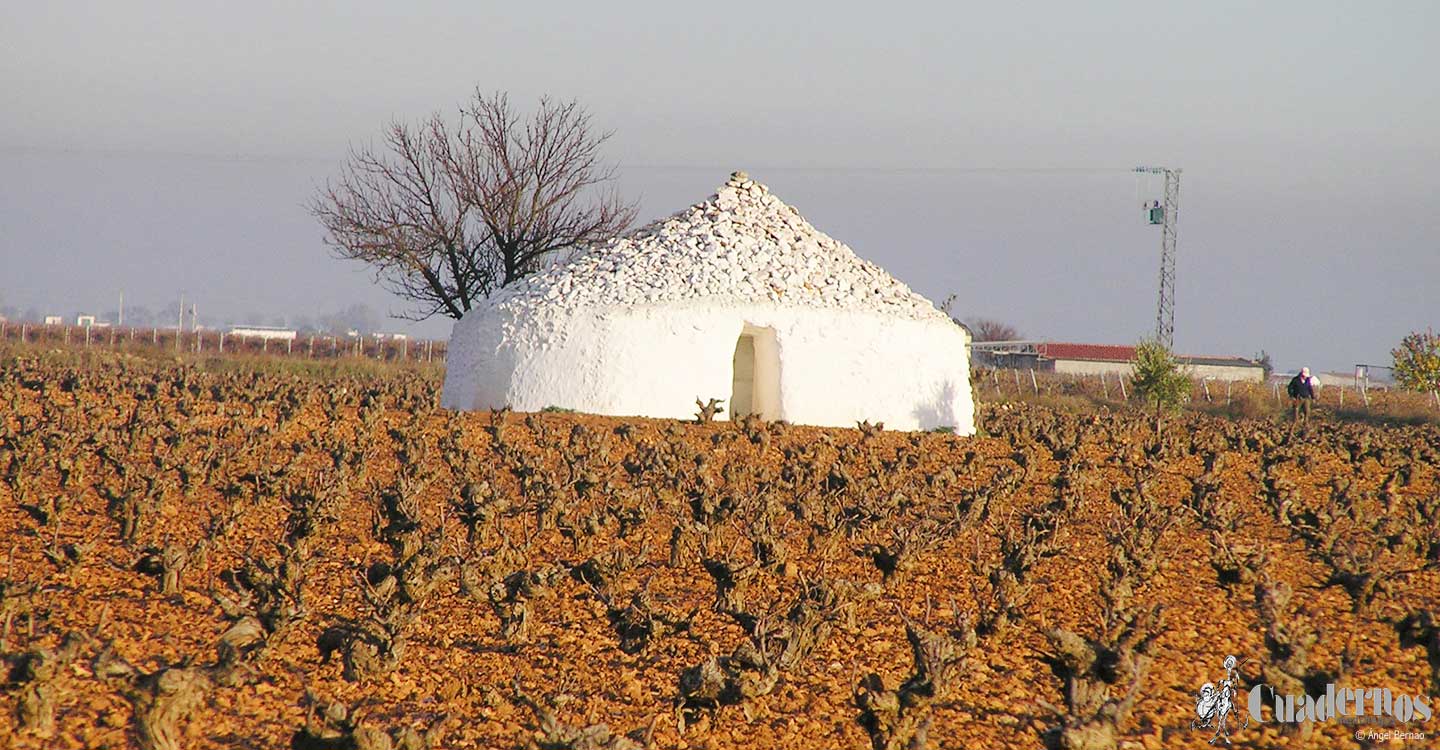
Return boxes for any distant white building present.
[44,316,63,326]
[972,341,1266,382]
[229,325,297,341]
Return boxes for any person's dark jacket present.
[1287,373,1315,399]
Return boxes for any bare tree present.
[311,91,637,320]
[966,318,1022,342]
[937,296,1022,342]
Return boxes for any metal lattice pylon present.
[1135,166,1181,348]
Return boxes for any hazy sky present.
[3,1,1437,372]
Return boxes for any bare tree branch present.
[310,92,637,320]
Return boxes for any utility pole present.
[1134,166,1181,348]
[119,291,124,327]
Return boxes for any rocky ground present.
[1,352,1437,749]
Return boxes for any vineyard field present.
[1,350,1437,749]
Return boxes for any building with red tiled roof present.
[970,341,1265,382]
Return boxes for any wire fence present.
[0,322,447,363]
[7,323,1432,422]
[975,367,1440,423]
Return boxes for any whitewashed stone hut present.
[441,172,974,433]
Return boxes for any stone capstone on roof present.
[486,172,949,322]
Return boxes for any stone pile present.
[489,172,948,322]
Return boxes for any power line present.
[623,164,1135,175]
[0,144,341,164]
[2,147,1142,176]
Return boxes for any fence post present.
[1101,371,1109,399]
[65,327,70,345]
[219,333,225,353]
[1361,384,1370,408]
[1339,387,1344,408]
[287,338,293,355]
[1273,383,1280,405]
[1029,369,1038,394]
[1226,380,1232,406]
[1433,390,1439,410]
[1119,377,1127,400]
[19,324,25,343]
[1202,380,1211,402]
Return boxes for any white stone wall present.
[1049,359,1136,378]
[1049,359,1263,382]
[1189,364,1266,383]
[228,327,298,341]
[441,302,974,434]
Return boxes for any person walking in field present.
[1287,366,1317,423]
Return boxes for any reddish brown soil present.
[1,354,1436,749]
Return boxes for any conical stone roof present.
[487,172,949,322]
